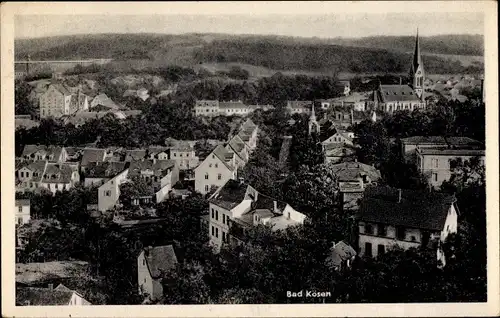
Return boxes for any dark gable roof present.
[42,163,77,184]
[402,136,484,148]
[143,245,178,279]
[209,179,248,210]
[379,85,421,102]
[128,159,176,177]
[357,186,457,231]
[84,161,128,178]
[21,145,64,160]
[125,149,147,161]
[212,145,235,171]
[16,287,73,306]
[329,162,381,182]
[253,192,287,213]
[51,84,72,96]
[81,148,107,166]
[418,149,485,156]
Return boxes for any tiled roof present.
[125,149,147,161]
[16,261,89,285]
[84,161,128,179]
[22,161,48,182]
[378,85,421,102]
[325,145,356,157]
[15,199,31,206]
[52,84,72,96]
[326,241,357,268]
[209,179,248,210]
[401,136,484,148]
[253,192,287,213]
[128,159,176,177]
[357,186,456,231]
[81,148,107,166]
[91,94,119,110]
[42,163,77,184]
[21,145,64,160]
[417,148,485,156]
[329,162,381,182]
[143,245,178,279]
[16,287,74,306]
[212,145,235,171]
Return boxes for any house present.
[137,245,178,301]
[16,160,47,192]
[325,241,357,271]
[194,145,237,195]
[357,186,458,266]
[325,109,374,129]
[329,161,381,211]
[16,284,91,306]
[225,135,250,168]
[39,162,80,194]
[64,147,84,162]
[321,130,354,147]
[318,92,369,111]
[208,179,307,253]
[127,159,179,204]
[39,84,73,118]
[166,139,200,170]
[98,168,129,212]
[323,143,357,164]
[83,161,128,187]
[236,118,259,150]
[286,100,313,115]
[400,136,484,161]
[15,199,31,226]
[80,148,107,172]
[194,100,220,117]
[69,91,90,114]
[416,148,485,188]
[90,93,119,110]
[125,149,147,162]
[20,145,67,162]
[147,146,170,161]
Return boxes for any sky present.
[15,12,484,40]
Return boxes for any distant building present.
[16,160,47,192]
[137,245,178,301]
[80,148,107,172]
[165,139,200,170]
[39,84,73,118]
[98,168,129,212]
[194,100,273,117]
[15,199,31,226]
[83,161,128,187]
[357,186,458,266]
[90,93,119,110]
[367,30,427,113]
[318,92,370,111]
[401,136,484,160]
[286,100,313,115]
[208,179,307,253]
[417,148,485,188]
[20,145,67,162]
[329,161,381,211]
[39,162,80,194]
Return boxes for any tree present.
[161,261,210,304]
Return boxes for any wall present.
[194,154,235,195]
[137,251,156,300]
[98,169,129,212]
[155,183,171,203]
[68,292,90,305]
[282,204,307,224]
[208,203,233,253]
[15,204,31,225]
[41,182,71,195]
[419,153,485,187]
[84,177,106,187]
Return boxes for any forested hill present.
[15,33,484,74]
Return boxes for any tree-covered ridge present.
[15,33,483,74]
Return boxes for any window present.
[378,224,387,237]
[18,206,22,213]
[105,190,111,197]
[410,236,417,242]
[215,163,218,168]
[365,242,373,257]
[174,153,176,157]
[215,210,218,221]
[377,244,385,255]
[18,218,23,225]
[143,259,145,266]
[222,232,226,243]
[432,158,438,168]
[205,173,209,180]
[215,228,219,238]
[365,224,373,235]
[211,208,214,218]
[211,226,214,236]
[20,171,24,178]
[205,185,209,192]
[396,227,406,240]
[432,173,438,182]
[217,173,222,180]
[223,214,226,224]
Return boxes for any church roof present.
[378,85,421,102]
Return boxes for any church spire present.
[308,104,320,135]
[409,28,425,100]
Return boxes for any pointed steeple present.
[412,28,423,74]
[308,104,320,135]
[409,28,425,100]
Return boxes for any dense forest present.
[15,33,484,75]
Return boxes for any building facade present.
[39,84,73,118]
[15,199,31,226]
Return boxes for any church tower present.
[409,29,425,100]
[308,105,320,135]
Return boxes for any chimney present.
[398,189,402,203]
[48,283,53,290]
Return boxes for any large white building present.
[194,100,273,117]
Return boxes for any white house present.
[137,245,178,301]
[15,199,31,226]
[39,162,80,195]
[98,168,129,212]
[194,145,237,195]
[39,84,73,118]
